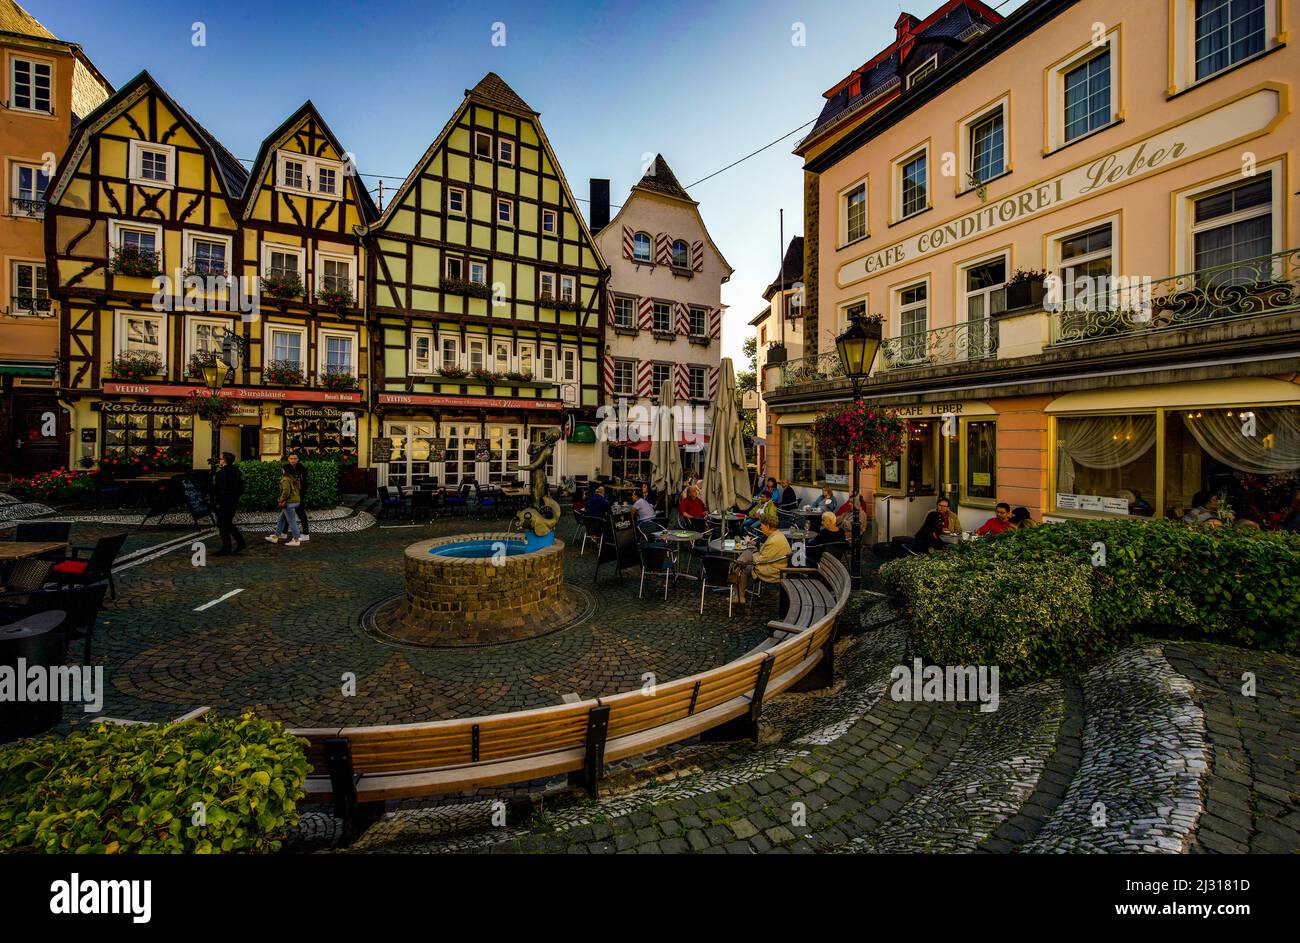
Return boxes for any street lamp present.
[834,311,882,590]
[201,355,228,473]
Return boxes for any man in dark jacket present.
[585,484,612,519]
[212,452,246,554]
[286,452,310,540]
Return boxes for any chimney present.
[589,178,610,233]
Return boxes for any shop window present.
[1163,405,1300,523]
[905,420,938,496]
[965,420,997,500]
[1054,414,1157,515]
[784,427,816,485]
[285,406,358,457]
[609,444,650,482]
[101,406,192,461]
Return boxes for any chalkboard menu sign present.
[596,515,640,576]
[474,438,492,461]
[371,437,395,463]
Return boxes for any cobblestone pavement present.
[49,511,774,727]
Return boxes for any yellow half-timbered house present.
[367,73,608,489]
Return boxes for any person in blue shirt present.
[810,485,838,513]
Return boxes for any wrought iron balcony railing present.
[769,352,843,390]
[881,318,999,369]
[10,198,45,217]
[1048,248,1300,346]
[9,294,53,317]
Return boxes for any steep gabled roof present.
[47,71,246,206]
[0,0,53,38]
[763,236,804,301]
[465,71,537,118]
[242,100,379,222]
[632,154,694,204]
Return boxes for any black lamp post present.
[199,327,246,473]
[834,311,882,591]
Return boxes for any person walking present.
[212,452,246,555]
[266,464,303,547]
[285,452,311,541]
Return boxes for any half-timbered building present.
[591,155,730,481]
[367,73,607,490]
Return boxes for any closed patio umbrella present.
[650,379,682,508]
[702,358,752,514]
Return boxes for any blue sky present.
[32,0,1028,367]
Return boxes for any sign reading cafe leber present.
[837,87,1282,286]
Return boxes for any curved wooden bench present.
[291,554,853,837]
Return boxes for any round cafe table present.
[708,512,748,538]
[658,529,700,578]
[783,528,816,543]
[707,536,752,556]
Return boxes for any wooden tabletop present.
[0,541,66,562]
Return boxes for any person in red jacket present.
[976,502,1014,537]
[679,484,707,521]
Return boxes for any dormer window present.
[907,56,937,88]
[129,141,176,189]
[275,150,343,200]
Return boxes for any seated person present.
[915,496,962,552]
[809,512,846,549]
[1181,490,1219,524]
[632,494,659,537]
[835,493,870,534]
[810,485,838,513]
[777,478,799,511]
[584,485,612,519]
[679,484,707,521]
[1010,506,1038,529]
[636,480,656,507]
[731,509,790,599]
[744,495,776,535]
[976,502,1015,537]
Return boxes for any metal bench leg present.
[702,655,774,742]
[566,704,610,797]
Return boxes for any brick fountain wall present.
[390,532,583,646]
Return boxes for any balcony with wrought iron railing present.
[880,319,999,370]
[768,351,843,390]
[1047,248,1300,347]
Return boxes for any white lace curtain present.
[1057,415,1157,494]
[1184,408,1300,473]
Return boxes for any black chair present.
[0,584,106,662]
[3,558,52,597]
[637,542,673,601]
[581,514,610,557]
[14,521,72,562]
[444,483,471,516]
[410,489,436,524]
[377,486,406,520]
[474,484,501,518]
[698,555,737,617]
[51,531,129,600]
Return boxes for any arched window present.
[672,239,689,268]
[633,232,652,262]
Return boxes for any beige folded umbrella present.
[702,358,752,514]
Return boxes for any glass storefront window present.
[784,427,815,484]
[965,420,997,500]
[1163,405,1300,523]
[906,420,937,496]
[102,407,192,460]
[1054,413,1157,515]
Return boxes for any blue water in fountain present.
[429,531,555,557]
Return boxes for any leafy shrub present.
[0,712,309,854]
[881,519,1300,684]
[236,459,338,510]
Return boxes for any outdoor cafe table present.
[707,536,754,556]
[782,528,816,543]
[0,541,67,563]
[658,528,701,578]
[708,511,748,537]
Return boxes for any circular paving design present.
[67,514,774,728]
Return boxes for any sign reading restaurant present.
[837,86,1283,286]
[101,382,362,403]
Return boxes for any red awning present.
[610,439,652,453]
[679,432,710,445]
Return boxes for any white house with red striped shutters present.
[590,155,732,481]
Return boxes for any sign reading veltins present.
[837,87,1282,286]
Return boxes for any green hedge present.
[880,519,1300,685]
[236,459,338,511]
[0,712,309,854]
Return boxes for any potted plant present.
[315,283,355,310]
[265,360,305,385]
[319,367,359,392]
[436,365,467,380]
[470,367,500,384]
[260,271,304,300]
[188,388,234,424]
[441,277,494,300]
[110,350,163,380]
[502,370,534,383]
[109,245,162,278]
[1005,268,1048,311]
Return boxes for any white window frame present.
[958,93,1011,192]
[493,339,512,373]
[496,197,514,226]
[275,150,344,200]
[542,208,557,235]
[264,322,307,372]
[126,140,176,190]
[315,250,357,298]
[1175,162,1281,274]
[182,230,232,278]
[10,161,50,218]
[114,310,167,367]
[467,337,487,372]
[318,328,358,378]
[559,274,576,303]
[468,260,488,286]
[410,330,435,375]
[560,346,578,383]
[539,271,556,300]
[498,138,515,165]
[474,131,493,160]
[688,305,708,337]
[671,240,689,268]
[1048,214,1120,312]
[891,278,930,365]
[8,53,53,115]
[539,344,557,382]
[185,316,233,365]
[891,141,930,223]
[108,219,164,269]
[1045,29,1119,153]
[688,365,708,400]
[652,300,672,334]
[447,185,467,215]
[445,256,465,281]
[261,241,305,281]
[10,259,48,316]
[612,358,636,396]
[517,341,536,377]
[439,334,460,370]
[632,231,652,263]
[840,176,868,246]
[1172,0,1279,91]
[837,296,868,339]
[613,294,636,328]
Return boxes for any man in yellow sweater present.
[732,508,790,600]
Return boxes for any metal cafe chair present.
[637,542,673,601]
[698,554,737,618]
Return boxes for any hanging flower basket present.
[813,401,908,467]
[188,389,235,423]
